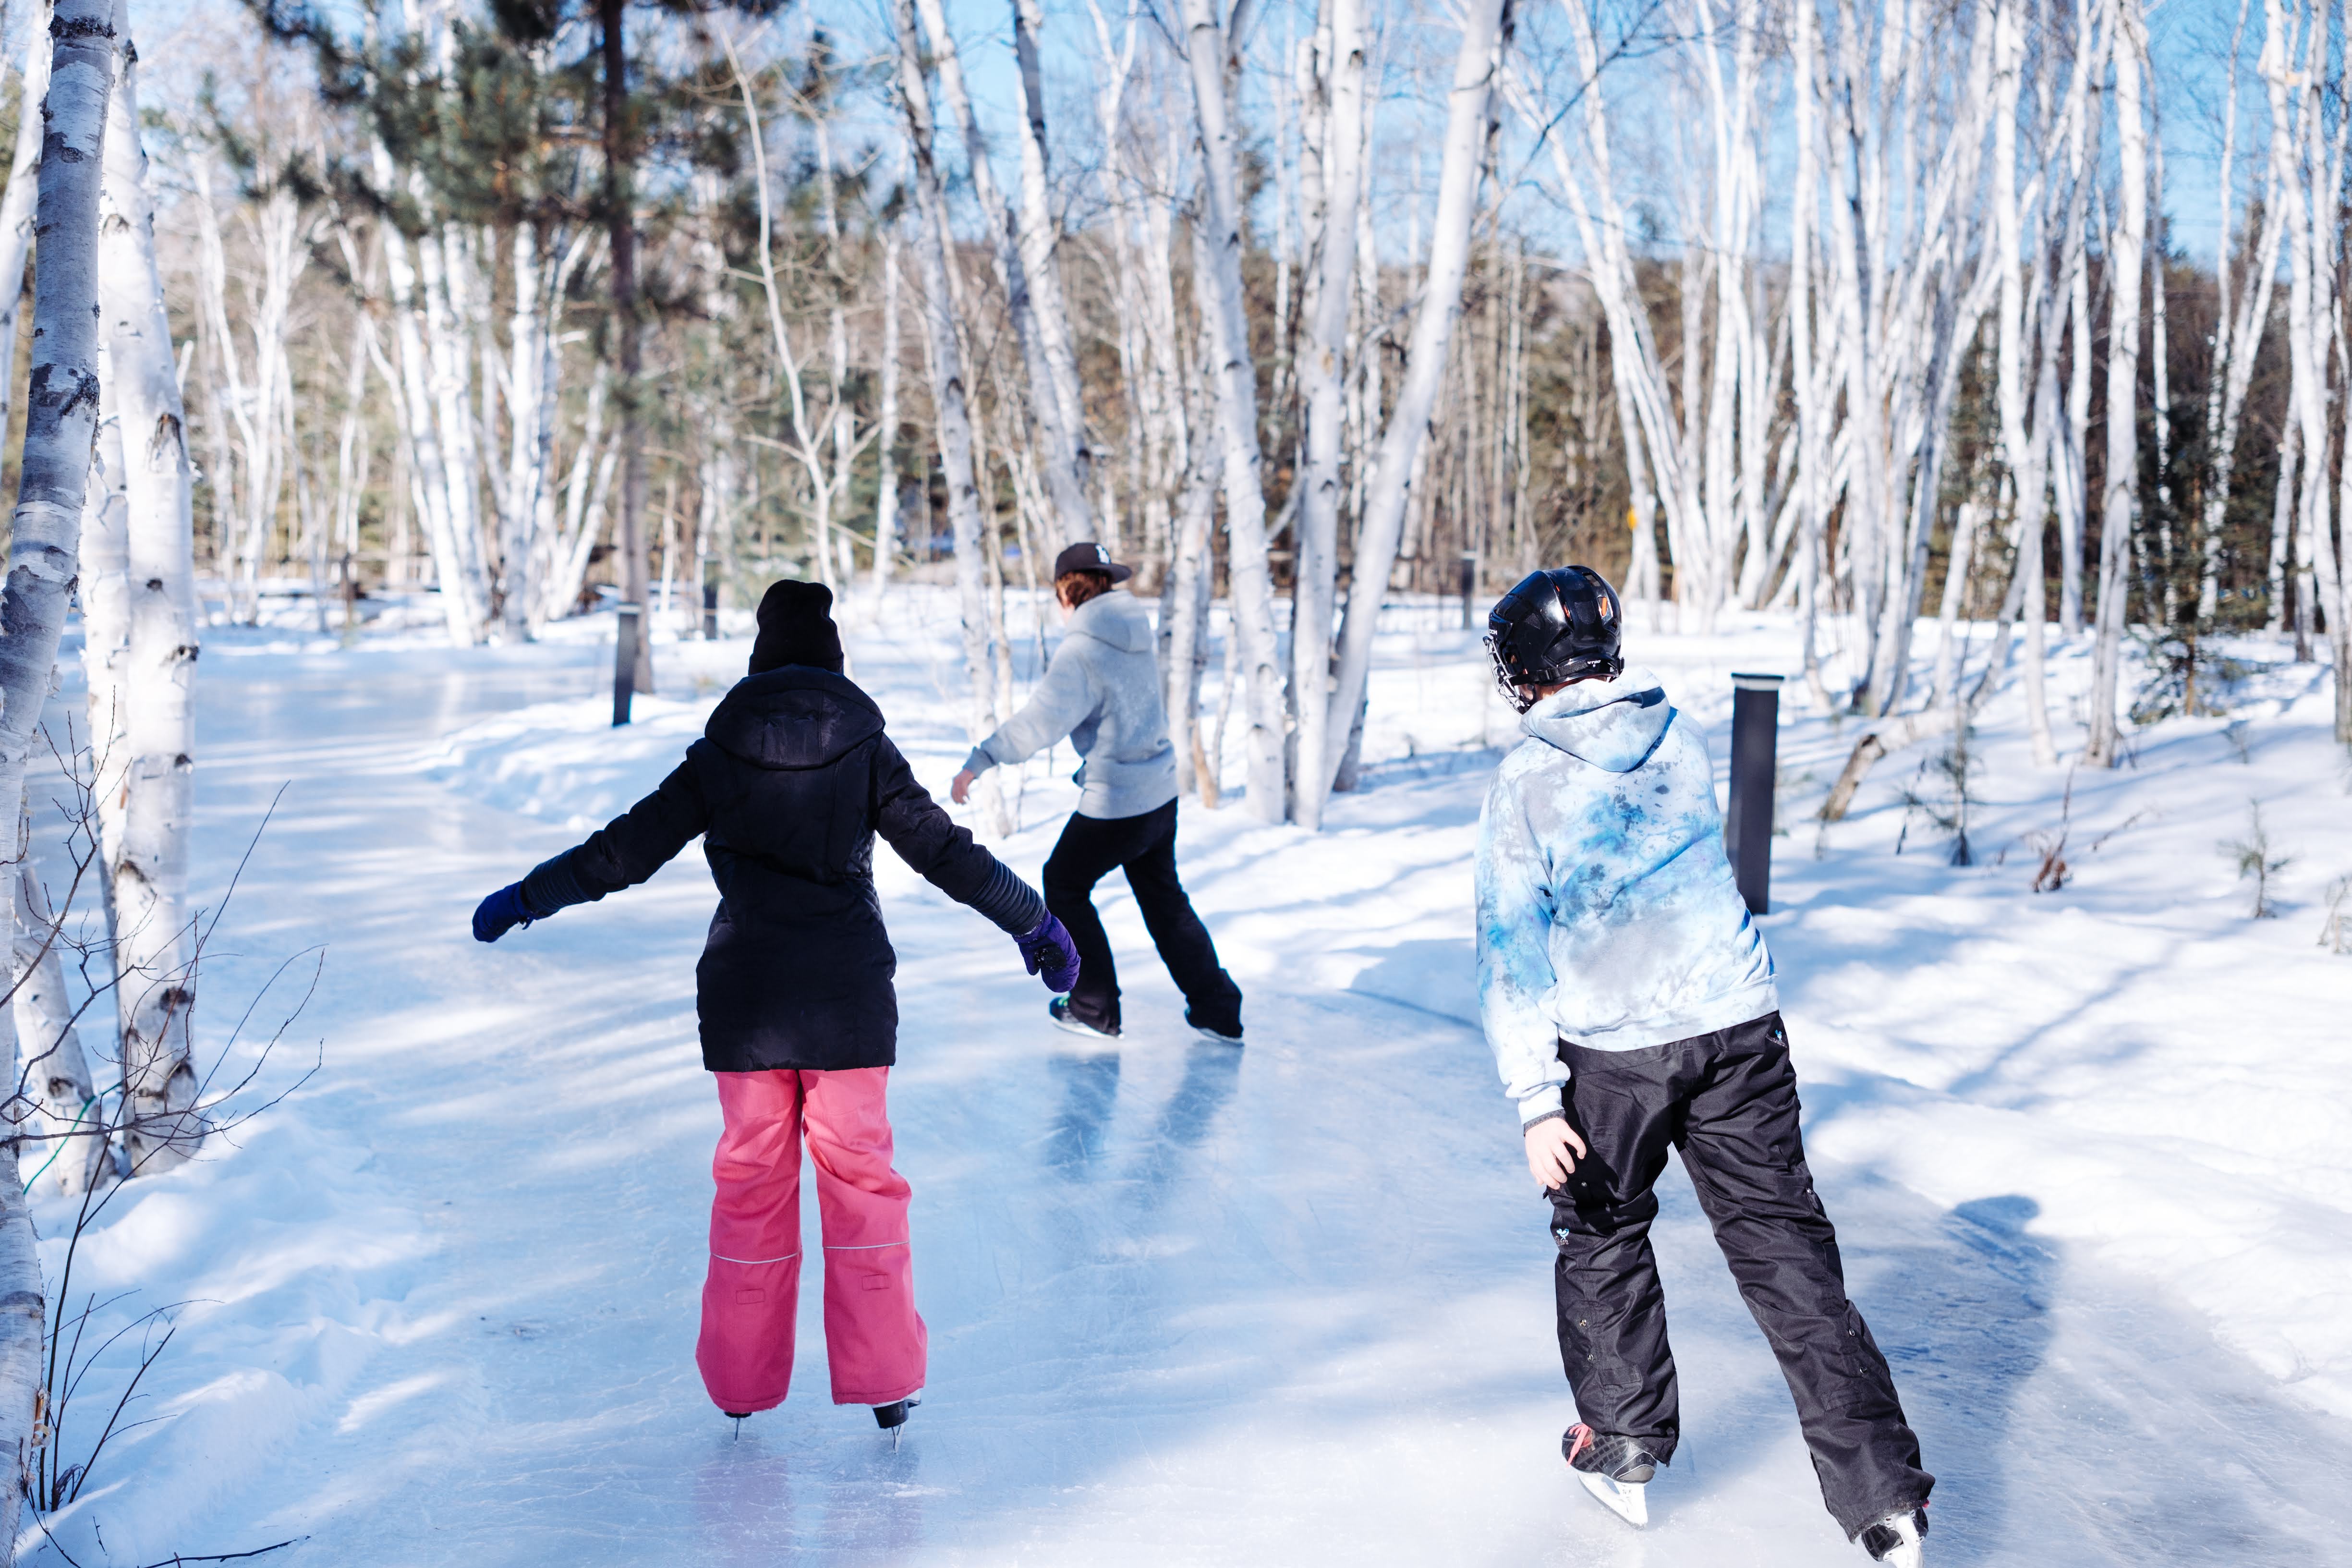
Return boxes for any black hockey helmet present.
[1485,566,1625,712]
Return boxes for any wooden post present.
[1459,552,1478,630]
[1727,672,1782,914]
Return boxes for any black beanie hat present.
[748,579,844,675]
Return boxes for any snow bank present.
[429,693,718,831]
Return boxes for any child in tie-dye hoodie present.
[1474,592,1933,1565]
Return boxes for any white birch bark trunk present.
[1789,0,1832,703]
[1989,0,2059,765]
[911,0,1094,546]
[1011,0,1093,543]
[1322,0,1511,798]
[97,0,199,1167]
[500,221,548,641]
[2201,186,2280,626]
[13,863,99,1196]
[1513,10,1699,640]
[1182,0,1288,821]
[895,0,1010,834]
[2058,152,2094,633]
[0,13,47,449]
[813,112,858,588]
[1287,0,1363,831]
[373,157,483,643]
[871,228,902,597]
[2085,0,2146,767]
[80,348,129,859]
[542,363,617,625]
[0,4,115,1548]
[719,30,844,603]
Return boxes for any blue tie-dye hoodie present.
[1475,667,1777,1127]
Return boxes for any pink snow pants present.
[695,1068,926,1413]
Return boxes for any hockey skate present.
[1049,997,1119,1041]
[1858,1507,1927,1567]
[1184,1007,1242,1045]
[1564,1424,1656,1527]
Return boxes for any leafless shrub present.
[2319,877,2351,954]
[2027,768,2076,893]
[8,731,319,1556]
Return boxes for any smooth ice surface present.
[19,592,2352,1567]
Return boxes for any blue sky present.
[119,0,2251,267]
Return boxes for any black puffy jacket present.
[522,667,1043,1072]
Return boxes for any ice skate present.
[1858,1507,1927,1567]
[1050,997,1119,1040]
[1185,1007,1242,1045]
[874,1392,922,1449]
[1564,1424,1656,1527]
[722,1411,753,1442]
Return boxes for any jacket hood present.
[705,667,884,769]
[1520,666,1673,773]
[1066,590,1156,655]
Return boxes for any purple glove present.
[1016,914,1080,993]
[473,882,539,943]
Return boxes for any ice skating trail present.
[21,591,2352,1568]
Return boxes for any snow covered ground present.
[16,589,2351,1567]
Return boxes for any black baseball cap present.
[1051,540,1132,583]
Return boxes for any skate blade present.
[1575,1470,1648,1527]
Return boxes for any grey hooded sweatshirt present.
[962,590,1179,820]
[1475,667,1778,1126]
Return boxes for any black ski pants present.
[1546,1012,1932,1538]
[1042,800,1242,1036]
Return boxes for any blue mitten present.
[473,882,540,943]
[1016,914,1080,992]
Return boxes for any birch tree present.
[1287,0,1364,831]
[911,0,1095,546]
[13,865,100,1197]
[2198,0,2281,630]
[895,0,1012,834]
[1182,0,1288,821]
[97,0,202,1167]
[1321,0,1512,801]
[871,226,903,596]
[0,1,114,1549]
[0,11,47,447]
[1011,0,1095,542]
[2082,0,2148,766]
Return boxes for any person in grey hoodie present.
[952,542,1244,1043]
[1476,567,1932,1565]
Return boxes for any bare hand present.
[950,768,977,805]
[1525,1117,1588,1189]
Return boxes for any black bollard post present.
[614,602,641,727]
[1726,672,1782,915]
[1459,553,1477,630]
[702,580,719,641]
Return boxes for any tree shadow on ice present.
[1041,1049,1121,1179]
[1759,1177,2350,1565]
[1344,937,1477,1027]
[1867,1193,2056,1566]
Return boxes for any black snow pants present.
[1546,1011,1933,1538]
[1042,800,1242,1036]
